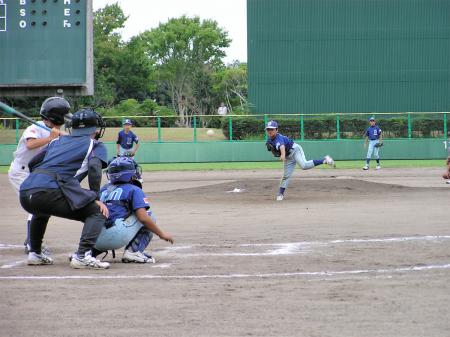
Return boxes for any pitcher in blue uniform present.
[94,157,174,263]
[20,109,110,269]
[363,116,383,170]
[265,120,335,201]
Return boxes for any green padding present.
[1,139,446,166]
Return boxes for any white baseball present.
[207,129,215,136]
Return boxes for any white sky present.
[93,0,247,64]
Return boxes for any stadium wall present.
[247,0,450,113]
[0,139,446,165]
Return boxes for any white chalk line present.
[1,263,449,281]
[0,244,23,249]
[156,235,450,257]
[0,260,27,269]
[2,235,450,267]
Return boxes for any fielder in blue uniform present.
[363,116,382,170]
[93,157,174,263]
[20,109,111,269]
[116,119,139,157]
[265,120,335,201]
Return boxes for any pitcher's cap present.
[265,120,278,129]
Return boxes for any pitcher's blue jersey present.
[100,183,150,227]
[266,133,294,154]
[365,126,382,140]
[20,135,108,191]
[117,130,139,150]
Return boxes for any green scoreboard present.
[0,0,93,96]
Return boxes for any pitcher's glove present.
[266,142,281,157]
[374,142,383,148]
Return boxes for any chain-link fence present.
[0,112,448,144]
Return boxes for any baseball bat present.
[0,101,51,131]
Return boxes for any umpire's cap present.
[40,97,70,125]
[71,109,106,139]
[265,120,278,130]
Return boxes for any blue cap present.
[265,120,278,129]
[123,119,132,125]
[369,116,375,121]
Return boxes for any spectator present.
[217,102,228,116]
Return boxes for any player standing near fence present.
[8,97,69,253]
[265,120,335,201]
[363,116,383,170]
[116,119,139,157]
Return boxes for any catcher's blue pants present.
[366,140,380,160]
[280,143,315,189]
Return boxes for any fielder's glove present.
[266,142,281,157]
[374,142,383,148]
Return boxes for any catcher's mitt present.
[266,142,281,157]
[374,142,383,148]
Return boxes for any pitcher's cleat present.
[363,165,369,170]
[323,155,335,167]
[122,249,156,263]
[70,251,110,269]
[27,252,54,265]
[376,165,381,170]
[276,194,284,201]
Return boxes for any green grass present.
[0,127,227,144]
[0,160,444,174]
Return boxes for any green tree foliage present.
[137,16,231,125]
[213,61,248,114]
[1,3,243,125]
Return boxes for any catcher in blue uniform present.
[93,157,174,263]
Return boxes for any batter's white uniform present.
[8,122,50,194]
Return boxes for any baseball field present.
[1,166,450,337]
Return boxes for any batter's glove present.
[266,142,281,157]
[374,142,383,148]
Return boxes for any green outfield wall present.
[247,0,450,113]
[0,139,447,166]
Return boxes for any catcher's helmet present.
[40,97,70,125]
[70,108,106,139]
[107,156,139,185]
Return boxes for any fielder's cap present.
[123,119,132,125]
[369,116,376,121]
[265,120,278,129]
[71,126,97,136]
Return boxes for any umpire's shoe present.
[70,251,110,269]
[27,252,54,265]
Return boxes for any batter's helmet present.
[70,108,106,139]
[107,156,139,185]
[40,97,70,125]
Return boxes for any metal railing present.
[0,112,448,144]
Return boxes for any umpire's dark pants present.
[20,188,105,256]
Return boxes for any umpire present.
[20,109,111,269]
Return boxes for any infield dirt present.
[1,168,450,337]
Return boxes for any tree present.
[213,61,248,114]
[138,16,231,126]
